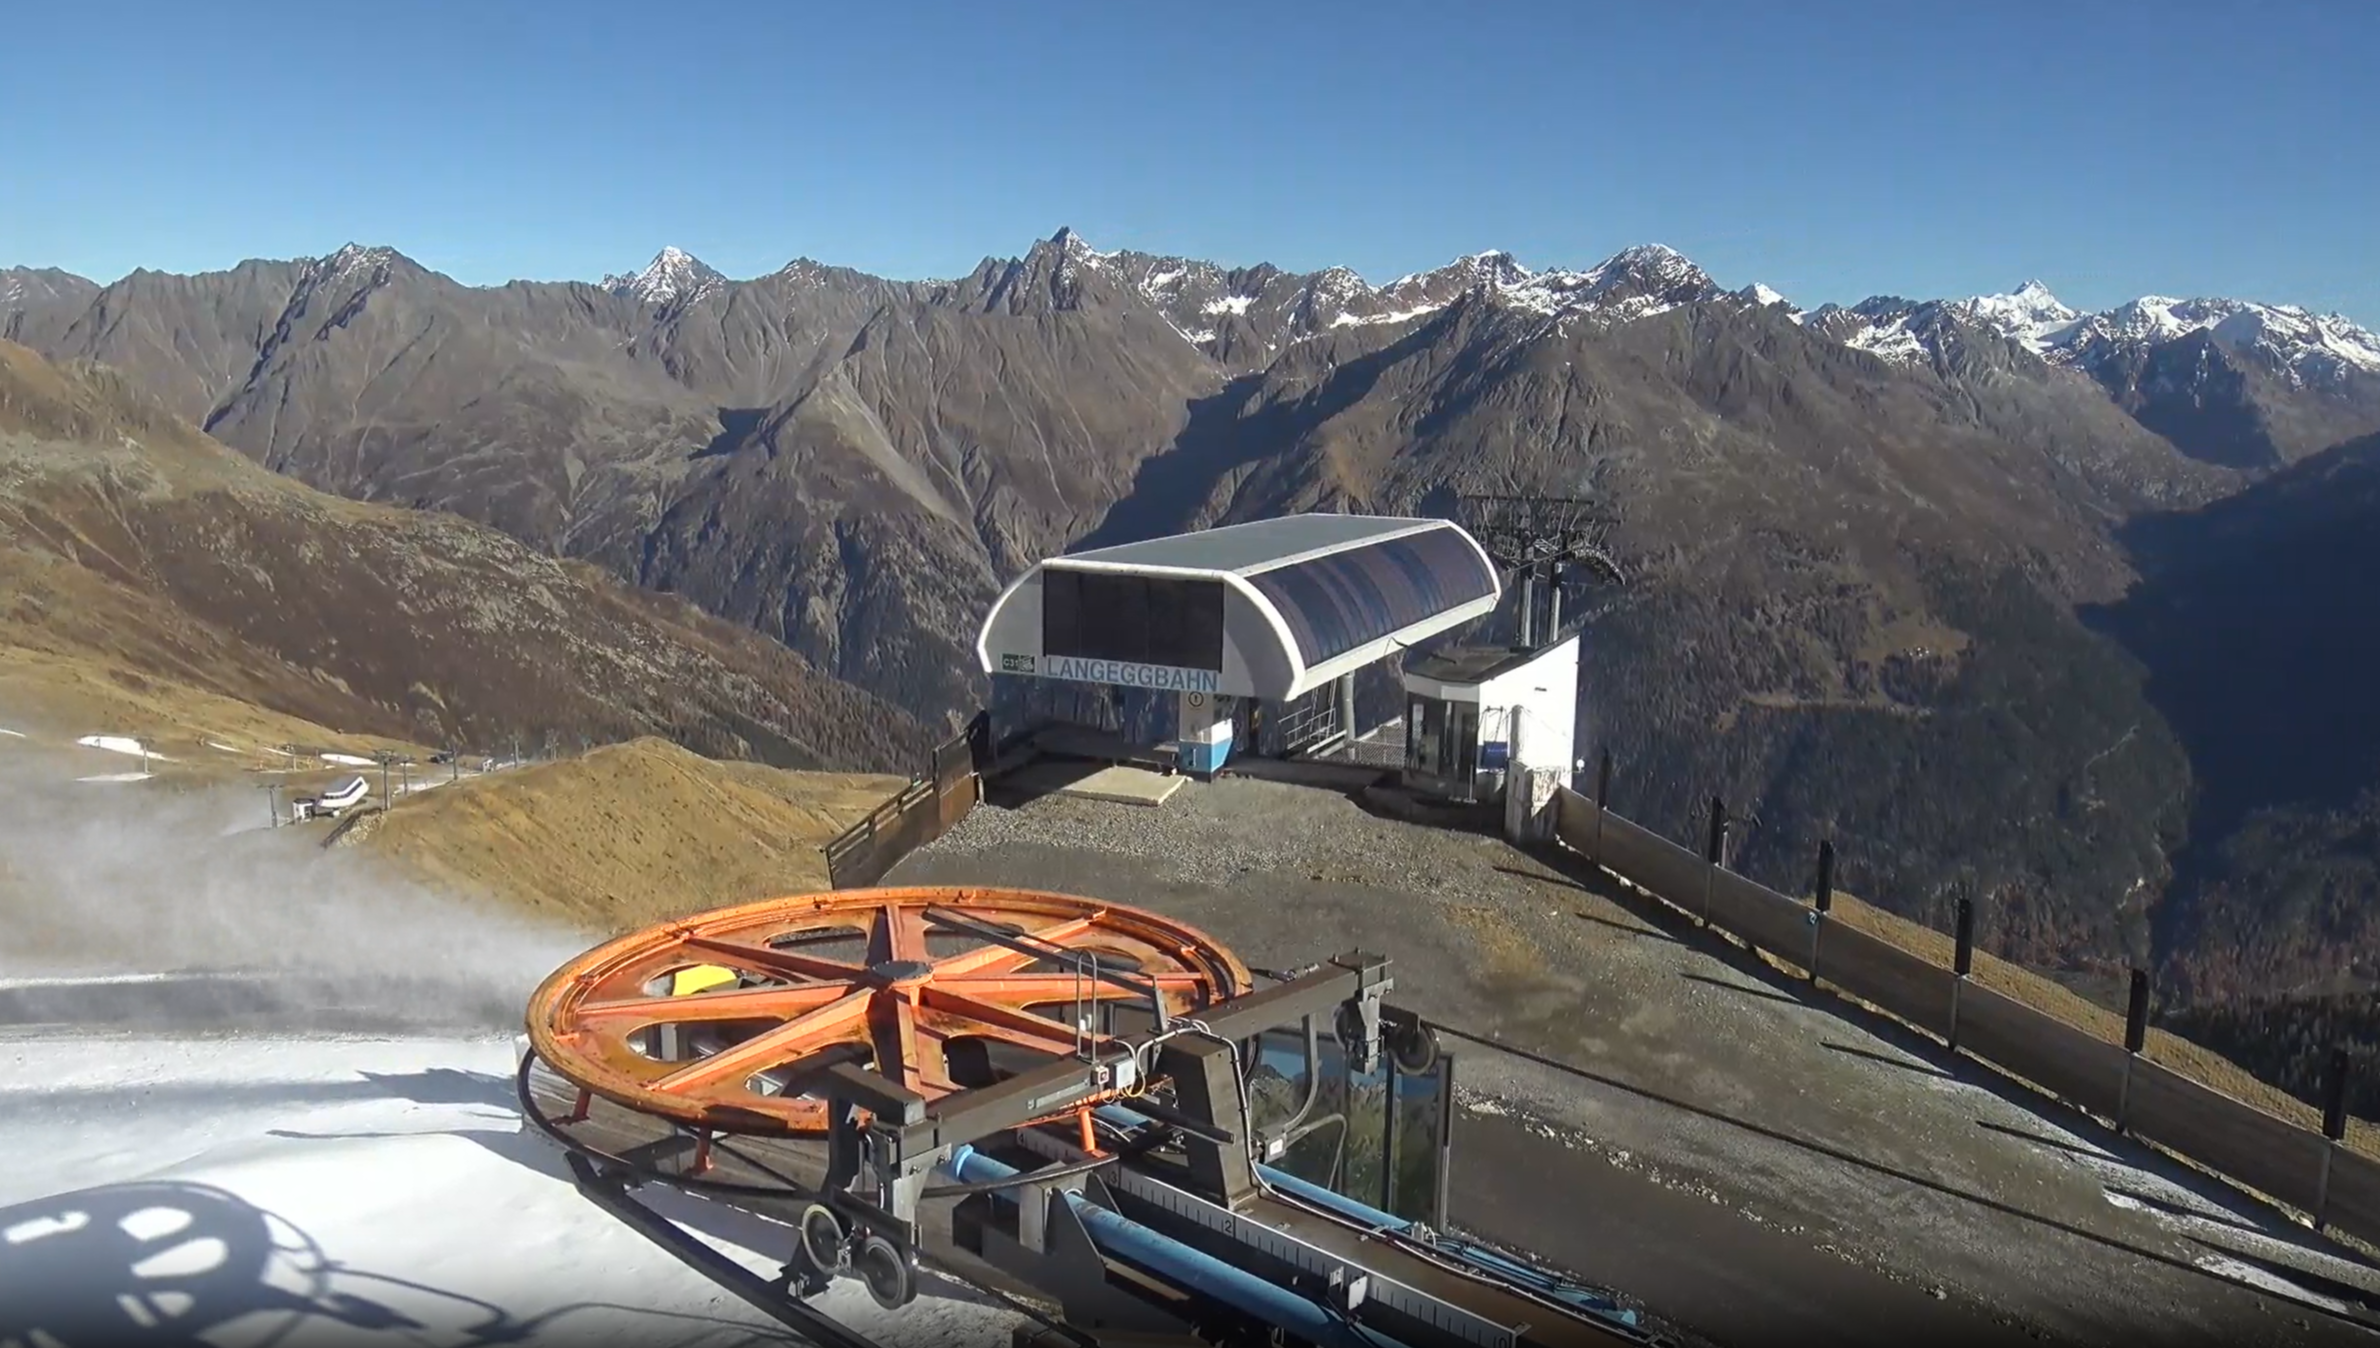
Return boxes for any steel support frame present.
[821,951,1396,1232]
[539,952,1398,1302]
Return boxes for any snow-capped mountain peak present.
[1816,275,2380,388]
[1959,280,2083,352]
[314,243,402,286]
[1374,243,1723,324]
[1051,227,1114,265]
[604,247,725,306]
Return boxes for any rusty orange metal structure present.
[525,886,1252,1135]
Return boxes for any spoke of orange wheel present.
[573,981,858,1030]
[870,903,930,966]
[918,985,1097,1053]
[650,990,873,1095]
[869,994,927,1093]
[679,935,867,983]
[937,971,1212,1005]
[927,914,1105,979]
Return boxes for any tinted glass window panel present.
[1072,571,1152,663]
[1145,578,1226,671]
[1040,569,1083,657]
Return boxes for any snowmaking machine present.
[516,885,1663,1348]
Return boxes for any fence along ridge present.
[1546,782,2379,1250]
[822,712,990,889]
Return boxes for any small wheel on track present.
[797,1203,847,1275]
[526,886,1251,1135]
[1388,1021,1441,1076]
[854,1233,916,1310]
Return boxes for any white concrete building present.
[1396,634,1580,802]
[975,515,1503,775]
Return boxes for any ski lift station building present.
[976,513,1567,780]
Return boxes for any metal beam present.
[565,1152,889,1348]
[921,906,1172,1010]
[762,953,1393,1201]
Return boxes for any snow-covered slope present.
[1961,280,2083,349]
[1816,277,2380,387]
[603,247,727,307]
[1100,237,1745,364]
[0,1031,1022,1347]
[2049,296,2380,385]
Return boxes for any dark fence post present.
[2316,1047,2351,1230]
[1592,748,1612,862]
[2117,969,2150,1133]
[1948,897,1976,1053]
[1808,840,1835,984]
[966,708,993,774]
[2325,1047,2354,1142]
[1701,796,1729,927]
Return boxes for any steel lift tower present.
[1454,494,1624,654]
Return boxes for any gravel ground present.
[895,776,2380,1348]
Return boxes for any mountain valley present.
[4,229,2375,1030]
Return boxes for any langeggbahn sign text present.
[1000,653,1222,694]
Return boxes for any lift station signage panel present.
[999,652,1224,694]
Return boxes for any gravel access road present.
[893,775,2380,1348]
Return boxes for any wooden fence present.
[822,713,989,889]
[1550,786,2380,1248]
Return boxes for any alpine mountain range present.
[5,226,2377,1022]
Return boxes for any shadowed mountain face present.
[2089,433,2380,999]
[2,230,2371,982]
[0,340,935,771]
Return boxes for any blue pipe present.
[943,1144,1409,1348]
[1098,1104,1413,1230]
[1096,1104,1640,1331]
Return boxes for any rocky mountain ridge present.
[0,338,934,773]
[2,228,2372,992]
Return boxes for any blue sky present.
[5,0,2373,321]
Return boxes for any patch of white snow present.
[0,1034,1028,1347]
[76,735,171,762]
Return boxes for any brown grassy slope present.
[0,650,429,777]
[0,339,936,772]
[351,737,905,934]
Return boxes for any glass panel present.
[1387,1051,1450,1223]
[1075,572,1152,663]
[1244,1024,1315,1137]
[1336,1051,1392,1210]
[1144,578,1227,671]
[1244,526,1500,666]
[1412,700,1443,778]
[1040,569,1082,656]
[1273,1024,1385,1199]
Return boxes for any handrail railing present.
[1542,782,2380,1250]
[821,711,988,888]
